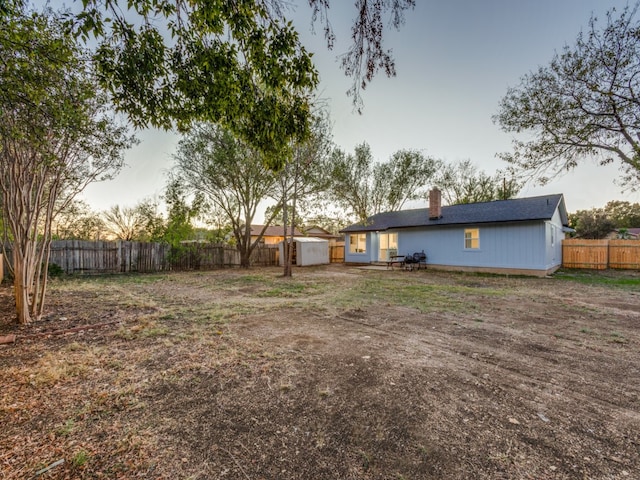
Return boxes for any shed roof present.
[341,194,568,233]
[291,237,328,243]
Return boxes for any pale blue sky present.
[81,0,640,217]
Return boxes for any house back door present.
[378,233,398,261]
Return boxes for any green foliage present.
[69,0,320,168]
[162,176,202,246]
[48,263,64,278]
[71,449,90,468]
[135,198,166,241]
[329,143,440,222]
[265,204,299,228]
[275,109,334,275]
[568,200,640,238]
[555,269,640,288]
[615,228,632,239]
[568,208,615,239]
[0,5,135,323]
[66,1,416,159]
[603,200,640,228]
[172,124,278,267]
[302,214,350,236]
[434,159,522,205]
[495,3,640,189]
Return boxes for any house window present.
[349,233,367,254]
[464,228,479,249]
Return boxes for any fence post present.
[117,240,123,273]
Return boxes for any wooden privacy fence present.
[46,240,170,274]
[2,241,280,276]
[330,244,345,263]
[169,243,278,270]
[562,239,640,270]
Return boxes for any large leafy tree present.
[277,110,333,276]
[603,200,640,228]
[69,0,415,166]
[434,159,522,205]
[172,124,280,267]
[494,3,640,189]
[0,7,134,324]
[568,209,615,239]
[161,175,204,247]
[329,143,440,222]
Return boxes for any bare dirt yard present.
[1,265,639,479]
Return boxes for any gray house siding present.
[345,220,567,273]
[398,221,548,271]
[544,209,565,270]
[344,233,373,263]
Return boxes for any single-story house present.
[340,189,572,276]
[250,225,304,245]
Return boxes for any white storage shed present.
[279,237,330,266]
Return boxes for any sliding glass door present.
[378,233,398,261]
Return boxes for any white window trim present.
[349,233,367,254]
[464,228,480,250]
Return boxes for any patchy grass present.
[555,268,640,288]
[335,276,509,313]
[1,265,639,479]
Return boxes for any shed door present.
[378,233,398,261]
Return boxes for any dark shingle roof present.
[341,194,567,233]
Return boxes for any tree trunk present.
[240,223,252,268]
[282,174,292,277]
[285,159,301,277]
[240,249,251,268]
[12,249,33,324]
[287,170,299,276]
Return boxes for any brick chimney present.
[429,188,442,220]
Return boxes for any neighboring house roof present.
[341,194,568,233]
[250,225,304,237]
[304,226,342,239]
[611,228,640,238]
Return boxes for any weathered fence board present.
[2,241,279,276]
[250,245,278,266]
[562,239,640,270]
[169,243,241,270]
[119,241,168,273]
[50,240,120,274]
